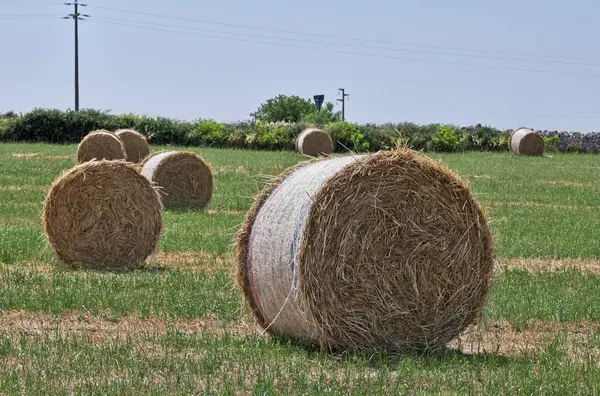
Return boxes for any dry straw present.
[236,148,494,353]
[140,151,213,209]
[42,160,163,269]
[115,129,150,163]
[509,127,545,156]
[76,130,126,163]
[296,128,333,157]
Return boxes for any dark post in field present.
[63,1,89,111]
[337,88,350,121]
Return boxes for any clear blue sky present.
[2,0,600,132]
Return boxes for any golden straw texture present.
[140,151,213,209]
[115,129,150,163]
[76,130,126,163]
[237,148,494,353]
[296,128,333,157]
[42,160,163,269]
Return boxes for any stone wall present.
[538,131,600,153]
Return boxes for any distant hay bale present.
[42,160,163,269]
[76,130,126,163]
[236,148,494,353]
[296,128,333,157]
[509,127,544,156]
[115,129,150,163]
[140,151,213,209]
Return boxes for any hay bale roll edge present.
[140,151,213,209]
[43,160,163,269]
[296,128,333,157]
[509,127,545,156]
[77,130,127,163]
[236,148,494,352]
[115,129,150,163]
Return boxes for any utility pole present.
[337,88,349,121]
[63,1,89,111]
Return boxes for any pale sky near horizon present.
[2,0,600,132]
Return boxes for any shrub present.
[543,134,561,153]
[188,119,227,146]
[431,124,460,152]
[246,121,296,150]
[0,108,594,154]
[325,121,370,152]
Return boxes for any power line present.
[0,14,61,17]
[1,1,63,7]
[88,19,600,79]
[89,4,600,64]
[91,16,600,68]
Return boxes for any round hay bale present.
[236,148,494,353]
[509,127,544,156]
[296,128,333,157]
[76,130,126,163]
[140,151,213,209]
[42,160,163,269]
[115,129,150,163]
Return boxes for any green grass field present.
[1,143,599,394]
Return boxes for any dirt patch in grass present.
[483,200,598,210]
[17,202,42,208]
[149,252,235,272]
[496,258,600,274]
[205,209,247,215]
[0,261,53,276]
[0,311,255,343]
[537,180,592,188]
[460,174,491,181]
[212,165,249,175]
[0,185,49,192]
[0,217,39,227]
[12,153,74,160]
[451,320,600,364]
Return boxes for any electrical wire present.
[88,18,600,78]
[90,4,600,64]
[92,16,600,68]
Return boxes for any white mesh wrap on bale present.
[296,128,333,157]
[510,127,545,156]
[140,151,174,181]
[237,149,494,353]
[246,155,361,341]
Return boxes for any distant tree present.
[250,94,315,123]
[301,102,342,125]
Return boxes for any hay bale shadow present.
[64,262,168,275]
[266,333,518,368]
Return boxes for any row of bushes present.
[0,108,561,153]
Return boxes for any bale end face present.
[296,128,333,157]
[236,148,494,353]
[115,129,150,163]
[140,151,213,210]
[43,160,163,269]
[76,131,127,163]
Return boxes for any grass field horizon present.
[1,142,599,393]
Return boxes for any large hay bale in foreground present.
[296,128,333,157]
[43,160,163,269]
[115,129,150,163]
[76,130,126,163]
[236,148,494,353]
[509,127,544,156]
[140,151,213,209]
